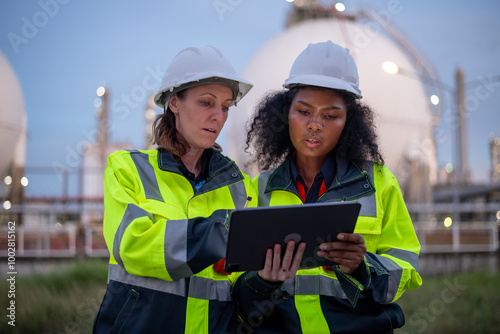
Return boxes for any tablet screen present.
[224,202,361,272]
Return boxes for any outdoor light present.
[20,176,29,187]
[3,200,12,210]
[335,3,346,12]
[430,94,440,105]
[382,61,399,75]
[96,86,106,97]
[444,217,452,228]
[4,175,12,185]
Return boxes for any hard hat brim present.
[154,73,253,109]
[283,74,362,98]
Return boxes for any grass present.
[1,259,109,334]
[396,270,500,334]
[1,260,499,333]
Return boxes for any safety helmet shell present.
[154,46,253,108]
[283,40,362,98]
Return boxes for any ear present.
[168,94,179,113]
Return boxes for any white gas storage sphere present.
[0,51,27,178]
[227,18,437,203]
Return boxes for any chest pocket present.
[354,216,382,253]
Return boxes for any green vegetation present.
[1,260,499,333]
[396,270,500,334]
[1,259,108,334]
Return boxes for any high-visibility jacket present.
[93,148,255,334]
[231,157,422,334]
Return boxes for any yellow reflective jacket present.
[231,158,422,334]
[93,148,255,334]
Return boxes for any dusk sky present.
[1,0,499,196]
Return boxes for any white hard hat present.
[154,45,253,108]
[283,40,362,98]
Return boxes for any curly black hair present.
[244,86,384,171]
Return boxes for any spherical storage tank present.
[227,17,437,202]
[0,50,26,177]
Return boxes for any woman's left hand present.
[317,233,366,274]
[258,240,306,282]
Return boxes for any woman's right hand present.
[258,240,306,282]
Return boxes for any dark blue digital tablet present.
[224,202,361,272]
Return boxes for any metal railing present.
[414,222,498,253]
[1,203,108,258]
[408,202,499,253]
[1,203,498,258]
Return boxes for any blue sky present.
[1,0,499,196]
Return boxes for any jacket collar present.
[157,148,244,192]
[265,151,375,202]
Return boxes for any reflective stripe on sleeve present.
[164,218,193,281]
[374,254,403,302]
[283,253,416,304]
[383,248,419,272]
[113,203,194,280]
[378,248,419,302]
[129,150,164,201]
[113,204,153,269]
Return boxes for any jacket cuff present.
[333,254,389,307]
[241,271,283,296]
[332,260,368,307]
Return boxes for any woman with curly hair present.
[231,41,422,334]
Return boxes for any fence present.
[1,202,499,258]
[0,203,108,258]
